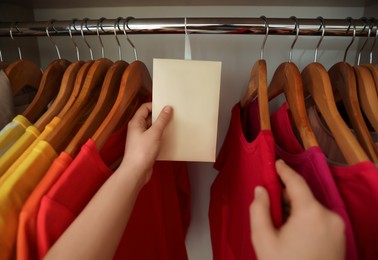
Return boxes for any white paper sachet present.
[152,58,222,162]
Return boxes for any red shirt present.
[18,122,129,260]
[36,140,190,260]
[209,100,283,260]
[331,162,378,260]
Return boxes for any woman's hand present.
[121,102,173,185]
[250,159,345,260]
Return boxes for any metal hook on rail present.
[314,16,325,63]
[289,16,299,63]
[68,18,80,61]
[114,17,123,60]
[357,17,371,65]
[46,19,62,59]
[10,22,22,60]
[369,19,377,64]
[260,16,269,60]
[97,17,106,58]
[343,17,356,63]
[80,18,94,60]
[122,17,138,61]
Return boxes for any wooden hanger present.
[22,59,71,123]
[34,61,85,132]
[268,16,318,150]
[240,59,270,130]
[268,62,319,150]
[302,62,369,164]
[354,65,378,133]
[57,61,94,119]
[65,60,128,157]
[5,60,42,95]
[92,60,152,150]
[44,58,113,153]
[240,17,270,131]
[329,62,378,162]
[364,64,378,93]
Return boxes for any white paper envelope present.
[152,58,222,162]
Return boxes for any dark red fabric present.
[209,100,283,260]
[331,162,378,260]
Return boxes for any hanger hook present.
[343,17,356,62]
[69,18,80,61]
[314,16,325,63]
[97,17,106,58]
[46,19,61,59]
[357,17,372,65]
[81,18,94,60]
[114,17,122,60]
[289,16,299,63]
[122,17,138,61]
[260,16,269,60]
[369,19,377,64]
[10,22,22,60]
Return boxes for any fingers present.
[128,102,152,130]
[275,160,315,210]
[250,186,276,251]
[149,105,173,138]
[132,102,152,122]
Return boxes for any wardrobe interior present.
[0,1,377,259]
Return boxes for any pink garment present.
[270,103,358,260]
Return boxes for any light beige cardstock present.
[152,58,222,162]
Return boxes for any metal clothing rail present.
[0,17,377,37]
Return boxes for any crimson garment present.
[331,162,378,260]
[36,140,190,260]
[209,100,283,260]
[270,103,358,260]
[307,104,378,259]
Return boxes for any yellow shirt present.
[0,115,31,156]
[0,125,40,177]
[0,140,57,260]
[0,117,61,178]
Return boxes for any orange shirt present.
[17,152,72,260]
